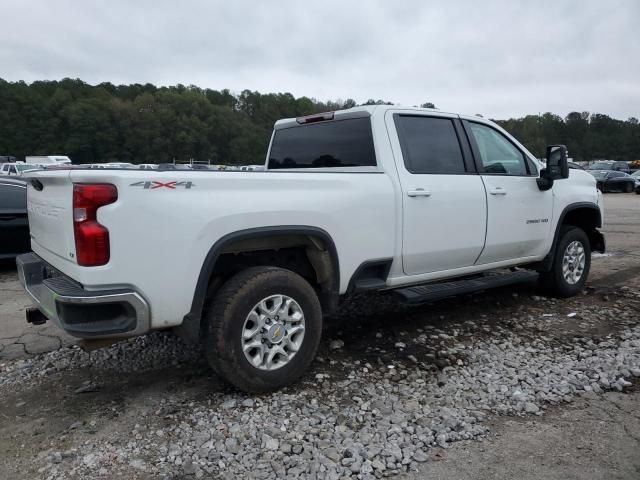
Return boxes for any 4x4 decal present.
[130,181,195,189]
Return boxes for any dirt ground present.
[1,192,639,479]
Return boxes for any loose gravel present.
[2,289,639,480]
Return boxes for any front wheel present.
[624,182,633,193]
[539,227,591,297]
[201,266,322,393]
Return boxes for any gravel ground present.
[1,285,639,480]
[1,194,639,479]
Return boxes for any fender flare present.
[540,202,603,270]
[182,225,340,338]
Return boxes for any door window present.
[468,123,529,176]
[394,116,466,174]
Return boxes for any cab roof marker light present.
[296,112,335,124]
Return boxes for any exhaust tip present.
[26,307,48,326]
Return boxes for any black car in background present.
[589,170,636,193]
[0,178,30,259]
[588,160,631,173]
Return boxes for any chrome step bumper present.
[16,253,150,339]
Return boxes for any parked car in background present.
[89,162,135,169]
[0,178,29,259]
[568,161,584,170]
[157,163,192,170]
[26,155,71,166]
[138,164,158,170]
[631,171,640,194]
[0,155,18,164]
[588,160,630,173]
[0,163,42,177]
[589,170,636,192]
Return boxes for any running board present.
[395,270,539,305]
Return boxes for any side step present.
[395,270,539,305]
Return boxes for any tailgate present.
[25,171,76,264]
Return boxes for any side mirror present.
[537,144,569,191]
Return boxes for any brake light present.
[296,112,334,124]
[73,183,117,266]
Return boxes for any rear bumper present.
[16,253,150,339]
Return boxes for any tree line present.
[0,78,638,164]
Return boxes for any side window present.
[9,166,17,174]
[468,123,529,176]
[394,115,466,174]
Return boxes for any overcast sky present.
[1,0,638,119]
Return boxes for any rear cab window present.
[268,117,376,169]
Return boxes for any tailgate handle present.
[31,179,44,191]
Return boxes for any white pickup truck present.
[17,105,605,392]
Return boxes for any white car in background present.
[25,155,71,166]
[89,162,136,169]
[0,162,42,176]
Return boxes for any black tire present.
[596,182,604,192]
[624,182,633,193]
[201,266,322,393]
[539,226,591,297]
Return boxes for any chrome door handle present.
[407,189,432,197]
[488,187,507,195]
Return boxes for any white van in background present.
[26,155,72,166]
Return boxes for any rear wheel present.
[539,226,591,297]
[201,266,322,393]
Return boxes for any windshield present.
[16,164,40,172]
[589,162,613,170]
[631,171,640,178]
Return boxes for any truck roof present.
[274,105,497,130]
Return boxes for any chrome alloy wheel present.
[562,240,586,285]
[241,294,306,371]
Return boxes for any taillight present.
[73,183,117,266]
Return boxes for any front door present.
[464,120,553,264]
[387,111,487,275]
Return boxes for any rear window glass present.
[268,118,376,169]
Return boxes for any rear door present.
[386,111,487,275]
[464,120,553,264]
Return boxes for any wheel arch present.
[539,202,604,271]
[179,226,340,342]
